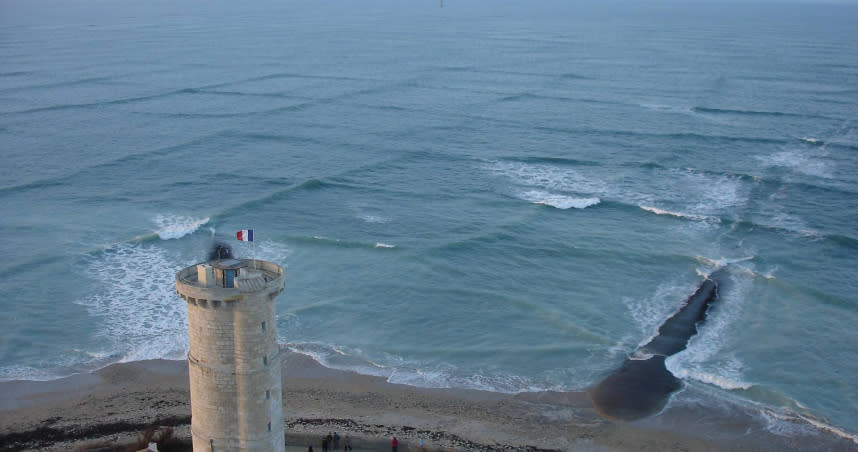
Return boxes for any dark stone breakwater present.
[589,268,728,421]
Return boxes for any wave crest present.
[674,367,754,390]
[640,205,720,222]
[152,214,209,240]
[286,343,559,394]
[522,190,600,209]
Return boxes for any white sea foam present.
[722,263,777,281]
[686,383,858,445]
[0,348,121,382]
[799,137,822,145]
[691,173,747,214]
[250,239,291,265]
[521,190,600,209]
[75,349,115,361]
[757,150,832,179]
[287,342,562,394]
[347,202,391,224]
[636,169,746,225]
[629,350,655,361]
[760,267,778,280]
[693,256,754,270]
[486,161,608,197]
[607,335,637,359]
[703,390,858,445]
[760,408,826,439]
[626,270,755,394]
[665,272,752,395]
[640,205,718,222]
[152,214,210,240]
[673,366,753,390]
[0,365,68,382]
[358,213,390,224]
[487,160,748,223]
[387,367,453,389]
[770,211,822,238]
[793,414,858,445]
[286,343,392,379]
[640,169,747,223]
[387,366,552,394]
[75,243,191,363]
[622,281,694,347]
[374,242,395,248]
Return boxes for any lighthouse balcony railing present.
[177,259,284,289]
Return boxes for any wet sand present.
[1,349,855,451]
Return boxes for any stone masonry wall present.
[178,261,285,452]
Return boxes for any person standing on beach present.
[391,436,399,452]
[322,436,329,452]
[308,446,314,452]
[333,432,340,450]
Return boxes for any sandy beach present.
[1,349,855,452]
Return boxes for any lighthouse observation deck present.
[176,258,284,304]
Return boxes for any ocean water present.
[1,0,857,442]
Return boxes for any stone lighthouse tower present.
[175,257,285,452]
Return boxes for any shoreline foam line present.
[3,349,855,451]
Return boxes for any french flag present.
[236,229,254,242]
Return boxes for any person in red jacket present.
[391,436,399,452]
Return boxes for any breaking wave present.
[485,160,607,194]
[152,214,210,240]
[671,365,754,391]
[800,137,824,145]
[640,205,720,222]
[75,243,191,363]
[285,343,562,394]
[522,190,600,209]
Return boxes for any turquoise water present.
[1,0,857,442]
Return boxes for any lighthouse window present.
[265,390,270,400]
[261,321,266,332]
[263,355,268,366]
[268,421,272,432]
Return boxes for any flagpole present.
[238,229,258,270]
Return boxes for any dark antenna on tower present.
[208,242,233,261]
